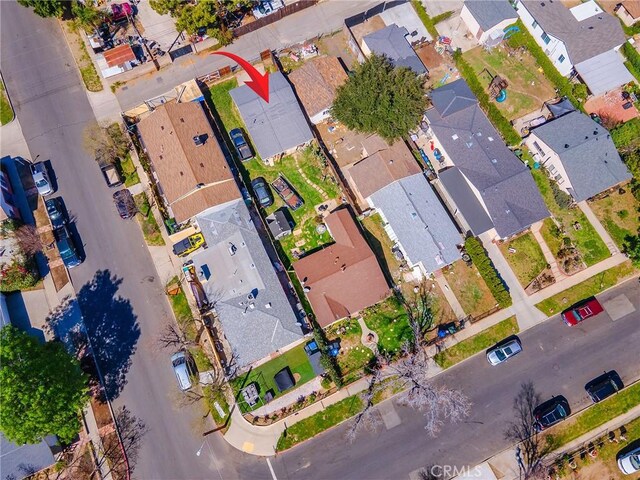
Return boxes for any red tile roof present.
[104,44,136,68]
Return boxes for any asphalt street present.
[0,3,266,479]
[271,278,640,480]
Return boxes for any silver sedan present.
[486,338,522,366]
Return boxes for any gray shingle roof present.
[363,24,427,75]
[369,173,461,274]
[426,79,549,237]
[463,0,517,31]
[429,79,477,117]
[438,167,494,235]
[530,111,632,201]
[574,50,635,96]
[519,0,627,65]
[229,72,313,159]
[1,433,55,480]
[193,200,303,367]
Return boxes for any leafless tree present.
[156,322,195,350]
[397,282,436,353]
[505,382,550,479]
[83,122,130,166]
[345,348,471,441]
[14,224,42,256]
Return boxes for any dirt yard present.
[317,31,358,70]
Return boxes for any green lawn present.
[231,343,317,412]
[0,79,13,125]
[532,168,609,266]
[119,153,140,187]
[589,189,640,250]
[325,319,374,384]
[189,347,213,372]
[167,277,193,321]
[498,232,548,287]
[206,79,244,132]
[362,296,411,355]
[545,381,640,450]
[535,261,637,315]
[276,395,363,451]
[445,260,498,317]
[133,193,165,246]
[434,316,518,369]
[463,45,556,121]
[204,385,231,426]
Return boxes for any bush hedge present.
[464,237,512,308]
[623,42,640,83]
[611,117,640,150]
[505,20,583,111]
[412,0,439,39]
[453,51,521,146]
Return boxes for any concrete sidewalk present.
[578,201,618,255]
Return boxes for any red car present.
[561,298,604,326]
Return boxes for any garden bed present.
[444,260,498,317]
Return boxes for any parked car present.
[31,162,53,196]
[252,0,284,19]
[618,445,640,475]
[172,233,206,257]
[533,396,571,432]
[45,197,66,229]
[229,128,253,161]
[54,225,82,269]
[561,297,604,326]
[251,177,274,208]
[585,371,623,403]
[486,338,522,366]
[171,351,196,391]
[100,163,123,188]
[112,189,137,219]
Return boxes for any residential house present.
[230,71,314,164]
[293,207,390,328]
[1,166,21,222]
[515,0,633,96]
[361,24,428,75]
[288,56,349,124]
[615,0,640,26]
[191,199,304,368]
[137,101,240,225]
[266,209,292,240]
[526,111,632,202]
[425,79,549,239]
[460,0,518,45]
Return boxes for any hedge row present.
[464,237,512,308]
[611,117,640,150]
[505,20,583,111]
[412,0,439,39]
[453,51,522,146]
[623,42,640,83]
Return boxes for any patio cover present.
[575,50,634,96]
[545,97,576,118]
[274,367,295,392]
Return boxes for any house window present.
[532,20,538,29]
[558,54,565,63]
[541,32,551,44]
[548,164,557,174]
[532,141,545,156]
[555,174,564,185]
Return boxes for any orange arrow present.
[211,51,270,103]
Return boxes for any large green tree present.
[331,54,426,142]
[0,326,88,444]
[17,0,65,18]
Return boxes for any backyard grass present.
[231,343,317,412]
[133,193,165,246]
[464,45,556,121]
[545,381,640,450]
[362,296,411,355]
[0,79,13,125]
[535,260,637,315]
[445,260,498,317]
[359,213,402,284]
[531,168,609,266]
[206,78,243,132]
[433,316,518,369]
[325,318,374,384]
[498,232,548,287]
[119,153,140,187]
[276,395,363,451]
[589,189,640,250]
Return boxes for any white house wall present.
[479,18,517,43]
[460,5,482,40]
[309,109,330,125]
[525,133,574,197]
[515,1,573,76]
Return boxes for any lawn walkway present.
[531,221,565,282]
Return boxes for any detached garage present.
[460,0,518,45]
[574,49,635,96]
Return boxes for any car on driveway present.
[585,371,623,403]
[618,445,640,475]
[251,176,274,208]
[31,162,53,196]
[230,128,253,161]
[171,351,196,391]
[561,298,604,326]
[112,189,137,219]
[172,232,206,257]
[45,197,66,229]
[533,396,571,432]
[54,225,82,269]
[486,338,522,366]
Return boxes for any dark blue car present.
[54,225,82,269]
[230,128,253,161]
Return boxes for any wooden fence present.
[233,0,319,37]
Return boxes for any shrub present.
[453,51,521,146]
[571,83,588,103]
[623,42,640,76]
[464,237,512,308]
[611,118,640,150]
[412,0,439,39]
[432,10,454,24]
[551,180,572,209]
[0,257,39,292]
[617,210,629,219]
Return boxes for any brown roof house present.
[137,101,240,224]
[616,0,640,26]
[288,56,349,125]
[293,208,389,328]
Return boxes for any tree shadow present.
[47,270,140,401]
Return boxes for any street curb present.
[0,69,16,126]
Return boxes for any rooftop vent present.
[491,158,498,164]
[228,242,237,256]
[540,2,545,6]
[180,118,185,123]
[193,135,204,146]
[593,130,598,135]
[565,144,570,148]
[488,136,494,142]
[179,171,184,176]
[452,134,459,140]
[160,125,164,130]
[265,303,272,309]
[476,132,482,137]
[465,141,473,148]
[200,162,204,168]
[303,286,311,293]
